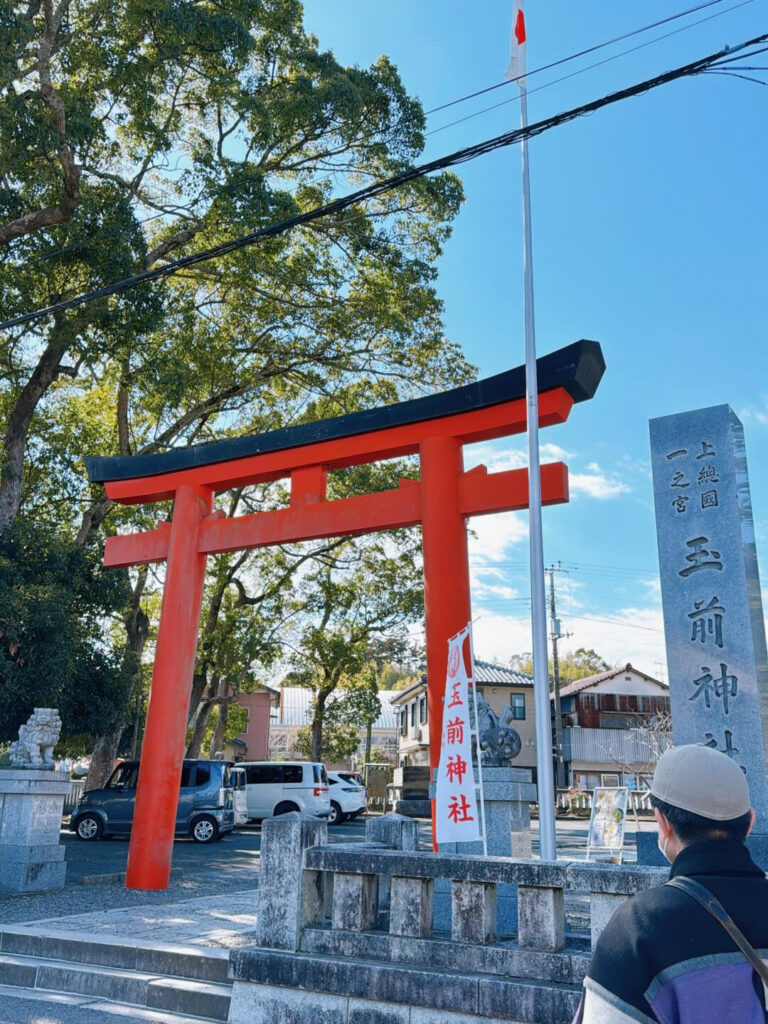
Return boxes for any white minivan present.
[239,762,331,821]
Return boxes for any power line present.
[5,3,753,278]
[428,0,760,137]
[424,0,740,114]
[1,32,765,334]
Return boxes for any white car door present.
[244,764,273,818]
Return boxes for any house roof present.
[278,687,399,731]
[390,660,534,706]
[553,663,668,700]
[475,659,534,687]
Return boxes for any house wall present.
[236,691,273,760]
[394,682,537,770]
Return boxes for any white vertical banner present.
[435,626,481,845]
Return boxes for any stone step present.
[0,981,227,1024]
[0,949,232,1021]
[0,925,229,983]
[230,945,582,1024]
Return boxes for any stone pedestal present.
[0,769,69,893]
[431,766,537,937]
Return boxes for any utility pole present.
[547,565,568,790]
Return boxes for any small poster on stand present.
[586,787,629,863]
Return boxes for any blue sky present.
[301,0,768,674]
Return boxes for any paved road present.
[62,814,654,882]
[0,815,657,926]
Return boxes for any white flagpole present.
[518,70,557,861]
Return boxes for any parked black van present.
[70,759,236,843]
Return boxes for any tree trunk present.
[86,727,123,791]
[209,695,229,759]
[188,672,210,726]
[0,328,70,532]
[186,694,215,756]
[84,568,149,784]
[311,688,331,762]
[310,714,323,763]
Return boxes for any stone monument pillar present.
[650,405,768,864]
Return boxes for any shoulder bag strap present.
[667,875,768,986]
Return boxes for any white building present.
[555,664,671,791]
[268,687,399,767]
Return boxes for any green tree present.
[294,672,380,765]
[0,518,131,742]
[0,2,471,768]
[287,533,421,762]
[509,647,611,683]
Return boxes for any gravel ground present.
[0,874,260,925]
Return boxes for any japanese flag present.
[504,0,527,85]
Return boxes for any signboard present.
[435,626,484,846]
[586,787,629,863]
[650,406,768,830]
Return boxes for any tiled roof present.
[390,661,534,705]
[474,659,534,687]
[554,663,668,700]
[278,687,399,730]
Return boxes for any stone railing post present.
[567,863,668,951]
[332,872,378,932]
[255,812,327,951]
[366,812,419,920]
[590,893,629,949]
[390,876,434,938]
[451,880,497,944]
[517,886,566,952]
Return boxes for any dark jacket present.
[574,839,768,1023]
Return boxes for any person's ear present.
[747,807,756,838]
[654,806,674,841]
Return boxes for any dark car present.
[70,758,236,844]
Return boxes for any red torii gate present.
[86,339,604,890]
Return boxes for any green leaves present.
[0,0,471,755]
[0,517,132,740]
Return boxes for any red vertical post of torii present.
[420,435,472,851]
[85,341,603,888]
[125,485,212,890]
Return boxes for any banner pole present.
[467,624,488,857]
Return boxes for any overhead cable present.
[424,0,744,114]
[428,0,759,136]
[1,32,765,334]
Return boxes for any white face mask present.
[658,834,670,862]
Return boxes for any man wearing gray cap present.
[573,743,768,1023]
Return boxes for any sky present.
[300,0,768,677]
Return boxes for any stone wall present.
[227,813,667,1024]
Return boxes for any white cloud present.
[467,511,528,562]
[468,603,668,674]
[563,605,667,675]
[463,440,573,476]
[471,611,536,665]
[738,395,768,426]
[569,463,631,500]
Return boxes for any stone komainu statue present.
[476,694,522,766]
[9,708,62,769]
